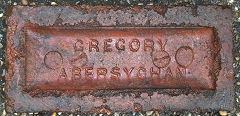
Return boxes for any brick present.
[6,6,234,113]
[25,27,216,90]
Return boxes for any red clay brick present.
[6,6,233,113]
[25,27,216,90]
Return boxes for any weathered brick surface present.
[6,6,233,113]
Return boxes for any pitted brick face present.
[24,27,216,91]
[5,6,233,113]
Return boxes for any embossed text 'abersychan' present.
[25,27,217,90]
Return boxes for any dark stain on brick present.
[5,6,233,113]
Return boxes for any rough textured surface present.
[5,6,233,113]
[24,27,217,91]
[0,0,239,116]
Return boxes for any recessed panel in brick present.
[6,6,233,113]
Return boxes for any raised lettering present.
[164,67,173,80]
[116,38,125,51]
[137,67,147,79]
[97,68,107,79]
[150,67,160,78]
[129,39,140,52]
[157,39,167,50]
[59,68,67,79]
[123,67,134,79]
[26,27,216,90]
[74,39,84,52]
[89,39,99,52]
[144,39,154,52]
[85,67,93,79]
[104,39,112,52]
[72,67,81,80]
[110,67,121,79]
